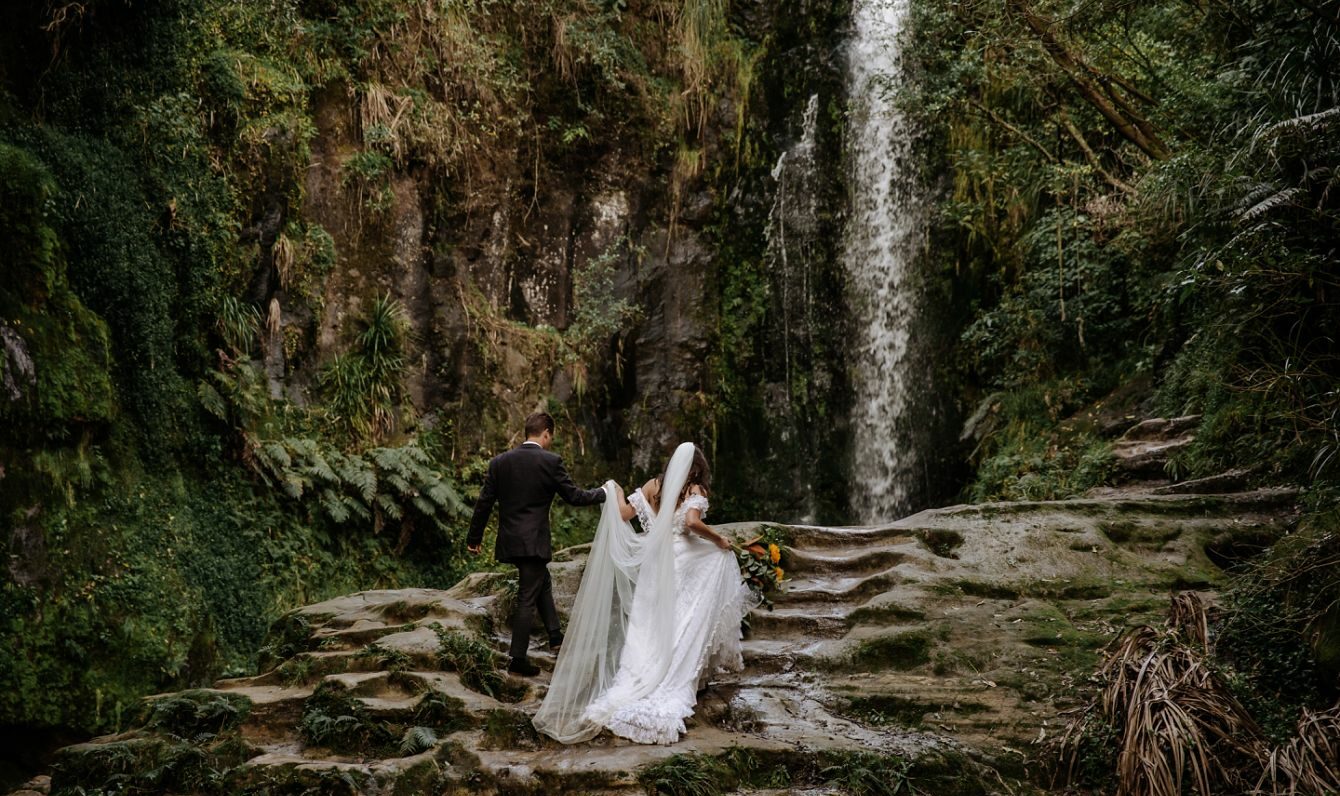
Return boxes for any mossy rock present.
[51,736,213,795]
[479,708,546,751]
[298,680,396,757]
[223,762,374,796]
[137,688,252,739]
[827,629,934,671]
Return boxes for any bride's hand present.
[713,533,732,551]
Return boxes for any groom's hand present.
[467,544,482,555]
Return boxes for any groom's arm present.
[553,457,606,506]
[466,460,498,551]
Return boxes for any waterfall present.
[766,93,822,411]
[844,0,929,523]
[764,94,823,522]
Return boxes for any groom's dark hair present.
[525,412,555,438]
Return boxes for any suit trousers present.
[510,558,559,660]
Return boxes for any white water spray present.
[767,93,822,406]
[844,0,930,522]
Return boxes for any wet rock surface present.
[22,469,1299,795]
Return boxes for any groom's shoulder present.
[497,445,561,465]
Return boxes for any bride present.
[533,442,752,745]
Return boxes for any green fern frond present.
[376,493,403,519]
[343,495,371,521]
[411,495,437,517]
[385,472,414,496]
[399,726,437,756]
[287,436,319,459]
[263,442,292,469]
[322,491,351,523]
[197,381,229,421]
[281,472,306,499]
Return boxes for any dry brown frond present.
[1167,591,1209,649]
[1258,705,1340,795]
[273,232,295,290]
[266,299,282,341]
[1059,591,1340,795]
[1058,592,1271,796]
[551,14,577,87]
[359,82,414,163]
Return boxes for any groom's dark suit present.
[466,441,605,660]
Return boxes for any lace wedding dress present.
[533,443,752,745]
[589,488,750,743]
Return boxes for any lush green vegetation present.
[909,1,1339,781]
[908,0,1339,499]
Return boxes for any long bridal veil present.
[532,441,696,743]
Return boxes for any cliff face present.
[229,0,860,518]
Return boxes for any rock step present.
[1149,468,1252,495]
[773,568,912,606]
[783,525,920,550]
[1119,414,1201,442]
[308,620,421,649]
[784,545,918,575]
[746,605,850,638]
[741,638,843,673]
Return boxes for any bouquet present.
[735,526,788,609]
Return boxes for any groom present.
[466,412,606,676]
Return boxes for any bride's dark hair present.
[659,445,711,508]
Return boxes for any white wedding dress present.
[589,489,750,743]
[533,442,753,745]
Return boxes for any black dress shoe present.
[507,658,540,677]
[548,632,564,652]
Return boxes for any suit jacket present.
[466,443,606,563]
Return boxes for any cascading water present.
[764,94,823,522]
[844,0,930,523]
[767,93,822,408]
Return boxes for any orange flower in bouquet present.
[734,527,789,609]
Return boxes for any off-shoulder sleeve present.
[681,494,709,520]
[628,489,657,530]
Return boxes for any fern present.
[321,491,351,523]
[425,480,465,513]
[385,472,414,497]
[398,726,437,756]
[280,472,306,499]
[197,381,228,421]
[343,459,378,502]
[304,449,339,486]
[263,441,292,469]
[376,493,403,519]
[410,495,437,517]
[1238,186,1304,222]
